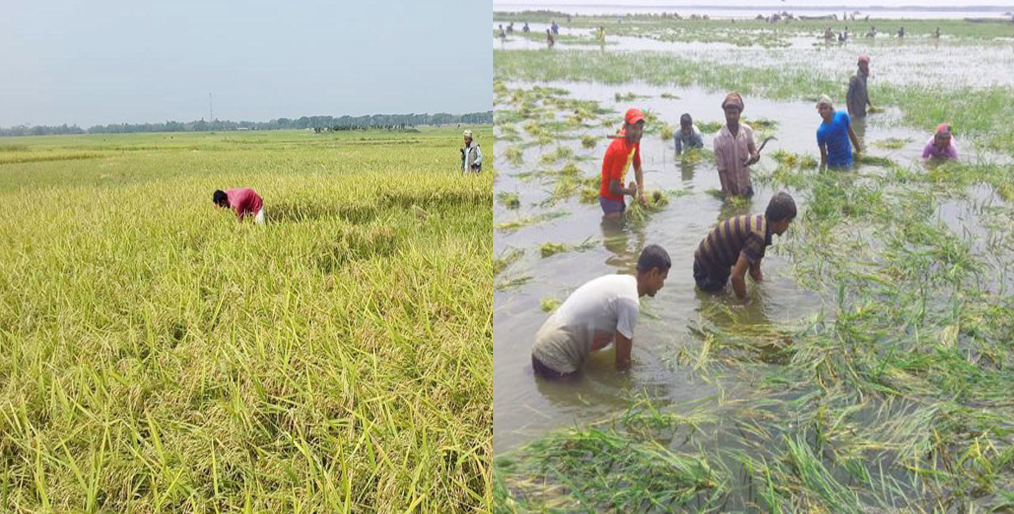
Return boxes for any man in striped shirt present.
[693,192,796,300]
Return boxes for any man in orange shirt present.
[598,108,648,220]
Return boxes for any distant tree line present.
[0,111,493,137]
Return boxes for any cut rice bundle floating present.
[540,297,562,312]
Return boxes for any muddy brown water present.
[492,80,1009,453]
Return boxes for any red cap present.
[624,108,645,125]
[858,55,870,63]
[936,123,951,135]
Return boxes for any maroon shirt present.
[226,188,262,220]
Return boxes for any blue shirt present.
[816,110,852,167]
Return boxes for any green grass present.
[0,127,493,512]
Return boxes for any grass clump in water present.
[504,145,524,165]
[495,210,570,231]
[497,191,521,209]
[540,297,562,312]
[872,137,912,149]
[540,145,575,165]
[581,134,598,148]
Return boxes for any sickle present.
[746,136,778,165]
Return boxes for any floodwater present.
[494,23,1014,89]
[492,80,1008,453]
[494,4,1014,20]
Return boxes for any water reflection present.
[600,216,644,273]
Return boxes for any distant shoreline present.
[494,4,1014,12]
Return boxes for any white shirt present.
[532,274,640,373]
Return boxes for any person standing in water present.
[816,94,862,170]
[847,55,874,119]
[713,93,759,200]
[598,108,648,219]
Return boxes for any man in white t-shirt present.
[531,245,671,378]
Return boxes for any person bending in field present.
[713,93,759,200]
[531,245,671,378]
[599,108,648,220]
[674,113,704,155]
[922,123,959,162]
[213,188,264,224]
[693,192,796,301]
[816,94,862,170]
[461,129,482,173]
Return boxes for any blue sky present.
[0,0,491,127]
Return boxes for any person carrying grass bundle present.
[713,93,759,200]
[213,188,264,224]
[674,113,704,155]
[847,55,874,119]
[531,245,671,378]
[816,94,862,170]
[599,108,648,219]
[461,130,482,173]
[693,192,796,301]
[922,123,959,161]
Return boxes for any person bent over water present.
[531,245,671,378]
[693,192,796,301]
[922,123,958,162]
[674,113,704,155]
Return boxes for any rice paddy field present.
[492,13,1014,512]
[0,127,493,512]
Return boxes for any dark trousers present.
[532,355,571,379]
[693,258,730,292]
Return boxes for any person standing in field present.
[213,188,264,224]
[546,29,555,48]
[599,108,648,219]
[461,130,482,173]
[531,245,671,378]
[523,22,530,33]
[674,113,704,155]
[922,123,959,162]
[846,55,874,119]
[693,192,796,301]
[713,93,759,200]
[816,94,862,169]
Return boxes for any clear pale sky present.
[0,0,491,128]
[495,0,1012,7]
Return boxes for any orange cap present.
[624,108,645,125]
